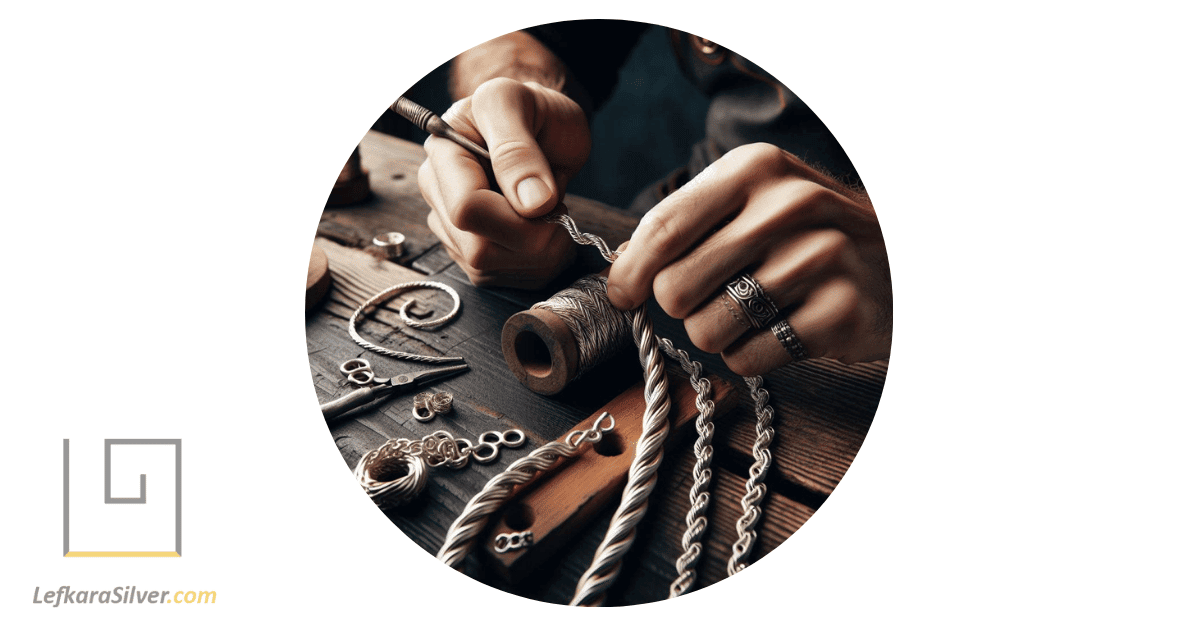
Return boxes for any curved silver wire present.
[348,280,464,363]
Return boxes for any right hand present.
[417,77,590,288]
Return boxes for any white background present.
[68,441,178,552]
[2,1,1197,626]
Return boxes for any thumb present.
[471,79,558,217]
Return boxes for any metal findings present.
[356,429,528,509]
[373,232,407,259]
[724,274,780,329]
[494,530,534,554]
[412,391,454,422]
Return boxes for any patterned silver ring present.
[724,274,779,329]
[770,318,809,361]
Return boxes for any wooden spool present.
[501,269,621,395]
[306,243,332,311]
[481,369,739,583]
[500,308,581,395]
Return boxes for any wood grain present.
[481,370,738,584]
[306,133,886,605]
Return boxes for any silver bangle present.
[724,274,779,329]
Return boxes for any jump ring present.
[471,441,500,464]
[724,274,779,329]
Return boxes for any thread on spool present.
[530,274,633,379]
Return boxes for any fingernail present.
[516,177,551,211]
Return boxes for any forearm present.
[450,31,593,115]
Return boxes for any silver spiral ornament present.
[348,280,464,363]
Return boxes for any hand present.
[417,77,590,288]
[606,143,891,375]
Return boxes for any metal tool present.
[390,97,491,163]
[321,359,469,421]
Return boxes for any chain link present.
[356,429,526,509]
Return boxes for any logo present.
[62,439,182,557]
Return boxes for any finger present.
[661,227,851,320]
[470,79,557,216]
[424,135,559,253]
[607,162,750,310]
[722,276,865,374]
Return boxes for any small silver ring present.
[501,429,526,447]
[770,318,809,361]
[373,232,406,259]
[413,403,435,422]
[724,274,779,329]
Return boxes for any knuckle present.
[472,77,524,104]
[722,350,762,377]
[727,142,787,173]
[685,318,723,354]
[639,209,686,254]
[812,229,855,269]
[653,275,689,319]
[444,197,476,232]
[416,161,435,200]
[459,238,495,270]
[487,138,542,174]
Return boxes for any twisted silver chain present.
[434,212,779,602]
[728,376,776,575]
[436,414,616,567]
[543,213,779,600]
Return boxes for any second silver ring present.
[724,273,780,329]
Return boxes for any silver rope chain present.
[430,212,778,601]
[544,213,778,600]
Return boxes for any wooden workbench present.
[306,130,887,605]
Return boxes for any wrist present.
[450,31,593,118]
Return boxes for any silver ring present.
[770,318,809,361]
[724,274,779,329]
[372,232,406,259]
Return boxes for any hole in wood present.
[592,430,624,457]
[514,330,552,378]
[503,503,535,532]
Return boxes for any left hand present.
[606,143,891,376]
